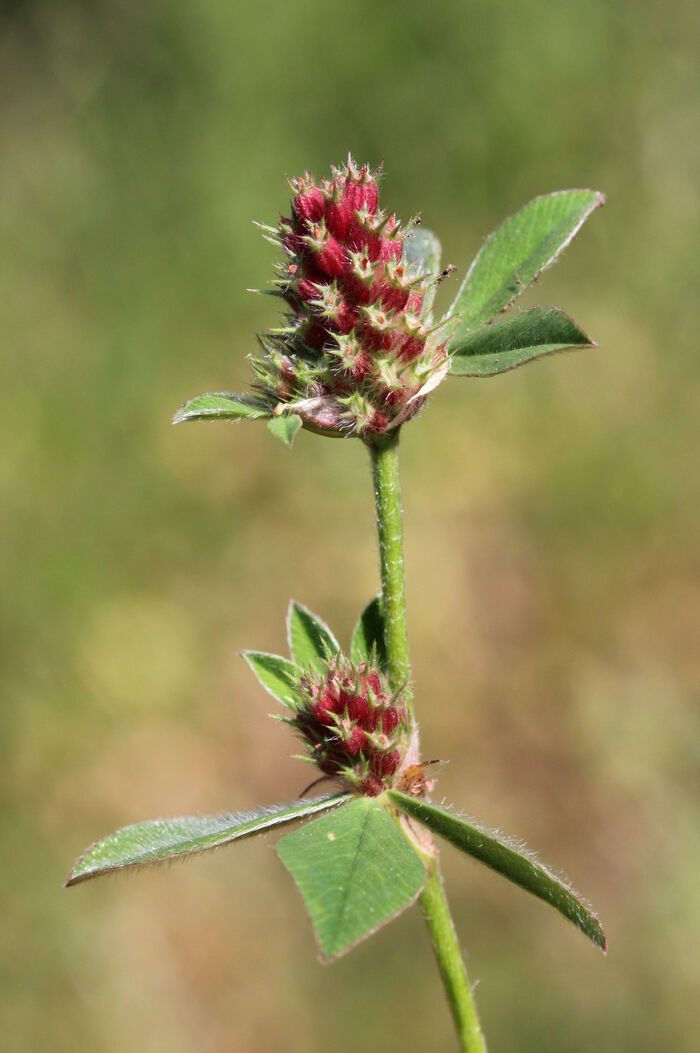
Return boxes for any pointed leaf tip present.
[287,601,341,673]
[350,596,388,671]
[277,796,427,960]
[449,306,597,376]
[243,650,303,709]
[388,791,607,951]
[66,795,351,886]
[447,189,605,339]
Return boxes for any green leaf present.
[447,190,605,340]
[287,601,340,674]
[387,791,607,951]
[448,307,596,377]
[350,596,388,671]
[403,227,442,316]
[277,796,427,960]
[242,651,303,709]
[173,392,272,424]
[267,413,302,447]
[66,794,351,886]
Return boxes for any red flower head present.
[251,156,450,438]
[294,656,410,796]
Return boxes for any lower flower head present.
[293,656,409,796]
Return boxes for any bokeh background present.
[2,1,699,1050]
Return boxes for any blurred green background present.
[2,1,698,1050]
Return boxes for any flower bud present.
[293,184,325,224]
[343,165,379,216]
[291,655,410,796]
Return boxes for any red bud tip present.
[326,201,353,240]
[316,237,345,278]
[345,726,368,756]
[372,748,400,777]
[379,237,402,263]
[294,187,326,224]
[365,671,382,694]
[343,172,379,216]
[346,694,370,724]
[359,774,385,797]
[381,707,400,734]
[296,278,320,302]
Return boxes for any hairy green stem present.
[368,430,413,714]
[420,865,488,1052]
[366,431,487,1053]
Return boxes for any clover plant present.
[68,158,606,1052]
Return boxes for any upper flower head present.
[251,156,450,438]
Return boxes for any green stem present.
[420,865,488,1052]
[366,431,487,1053]
[368,430,413,715]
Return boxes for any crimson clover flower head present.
[243,601,418,798]
[251,156,451,437]
[291,655,410,797]
[175,178,604,439]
